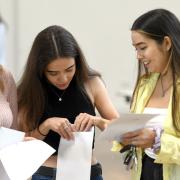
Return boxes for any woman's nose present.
[136,51,143,61]
[57,75,67,83]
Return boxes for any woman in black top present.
[18,25,119,180]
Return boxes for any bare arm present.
[75,77,119,131]
[18,110,75,141]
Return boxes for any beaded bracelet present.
[152,127,163,153]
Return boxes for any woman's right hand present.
[121,128,156,148]
[44,117,75,140]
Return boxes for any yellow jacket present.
[112,73,180,180]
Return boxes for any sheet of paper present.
[98,113,158,141]
[0,140,55,180]
[0,161,10,180]
[56,130,94,180]
[0,127,25,150]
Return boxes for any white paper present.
[0,140,55,180]
[98,113,158,141]
[0,161,10,180]
[0,127,55,180]
[0,127,25,150]
[56,130,94,180]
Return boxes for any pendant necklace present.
[50,87,66,102]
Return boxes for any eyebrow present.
[132,42,146,46]
[46,64,75,72]
[65,64,75,70]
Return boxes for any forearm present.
[25,120,50,139]
[93,117,111,131]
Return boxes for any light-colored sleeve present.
[6,70,18,129]
[155,133,180,165]
[111,141,123,152]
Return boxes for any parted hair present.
[18,25,101,131]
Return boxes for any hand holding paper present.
[97,113,158,142]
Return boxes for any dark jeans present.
[32,166,56,180]
[140,154,163,180]
[32,163,103,180]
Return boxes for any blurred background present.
[0,0,179,179]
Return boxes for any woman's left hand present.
[74,113,97,131]
[121,128,156,148]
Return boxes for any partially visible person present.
[112,9,180,180]
[18,25,119,180]
[0,16,16,129]
[0,65,17,129]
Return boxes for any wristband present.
[37,126,48,136]
[152,127,163,153]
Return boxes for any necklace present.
[160,75,172,97]
[50,86,66,102]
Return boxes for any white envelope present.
[56,130,94,180]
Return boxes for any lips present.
[143,60,150,67]
[56,83,68,89]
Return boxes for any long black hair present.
[18,25,101,131]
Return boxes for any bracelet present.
[152,127,163,153]
[37,126,48,136]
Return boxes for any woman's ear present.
[163,36,172,51]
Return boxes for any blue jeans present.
[32,174,54,180]
[91,175,103,180]
[32,174,103,180]
[32,166,56,180]
[32,163,103,180]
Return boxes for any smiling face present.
[44,57,76,90]
[131,31,171,73]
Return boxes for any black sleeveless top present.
[39,78,96,154]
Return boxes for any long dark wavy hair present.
[18,25,101,131]
[131,9,180,132]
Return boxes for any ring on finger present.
[64,125,69,130]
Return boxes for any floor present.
[94,128,131,180]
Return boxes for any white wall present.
[1,0,180,111]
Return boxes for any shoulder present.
[0,65,13,79]
[87,76,104,87]
[85,76,105,98]
[0,66,15,88]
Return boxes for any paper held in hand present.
[97,113,159,142]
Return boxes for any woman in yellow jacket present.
[113,9,180,180]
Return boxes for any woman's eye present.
[66,68,74,72]
[140,47,146,50]
[49,72,58,76]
